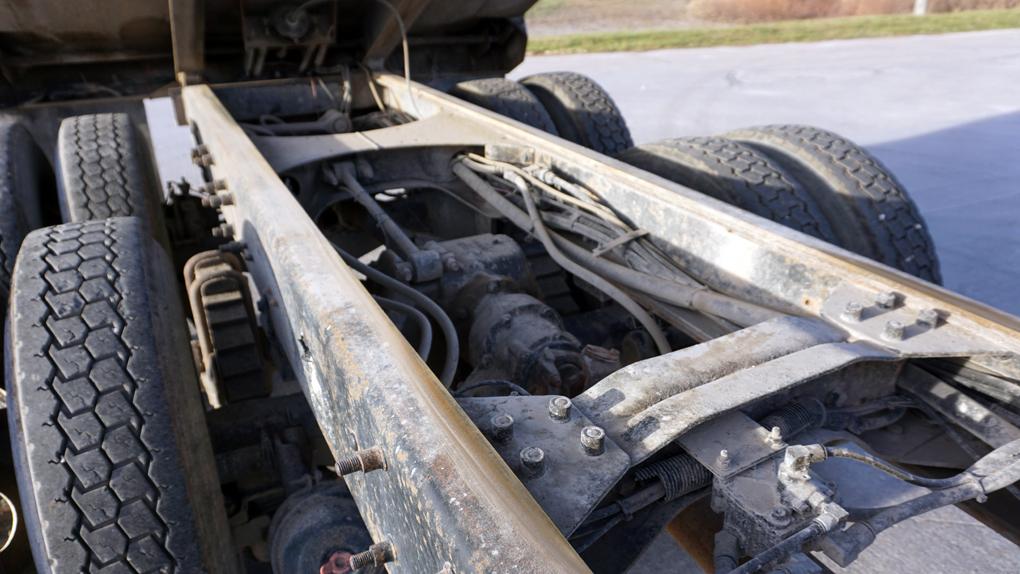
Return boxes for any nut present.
[917,308,941,328]
[883,320,906,341]
[548,396,572,422]
[520,446,545,477]
[490,413,514,443]
[841,301,864,322]
[875,291,899,309]
[581,426,605,456]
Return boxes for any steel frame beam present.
[183,72,1020,572]
[183,84,588,573]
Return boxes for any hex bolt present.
[917,308,941,328]
[718,449,731,468]
[548,396,572,422]
[217,192,235,206]
[520,446,545,477]
[883,320,906,341]
[202,179,227,194]
[202,195,225,208]
[192,148,214,167]
[875,291,899,309]
[490,413,514,444]
[349,542,394,571]
[211,223,234,238]
[580,426,606,456]
[841,301,864,322]
[334,446,386,476]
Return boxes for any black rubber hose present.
[337,163,421,261]
[332,244,459,387]
[824,447,972,490]
[373,295,432,360]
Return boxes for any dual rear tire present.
[621,127,941,283]
[7,114,236,572]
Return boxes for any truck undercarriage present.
[0,1,1018,573]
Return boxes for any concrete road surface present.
[513,30,1020,573]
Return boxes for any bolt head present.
[917,308,941,328]
[520,446,545,477]
[883,320,906,341]
[581,426,606,456]
[718,449,731,466]
[490,413,514,443]
[841,301,864,322]
[875,291,899,309]
[548,396,572,421]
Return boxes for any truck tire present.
[0,117,51,317]
[56,114,163,231]
[618,137,839,244]
[727,125,941,283]
[519,72,633,155]
[6,217,234,573]
[450,78,558,134]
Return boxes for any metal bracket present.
[821,284,1002,357]
[458,396,631,536]
[678,411,784,478]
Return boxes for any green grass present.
[527,9,1020,54]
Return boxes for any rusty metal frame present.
[182,84,588,573]
[182,72,1020,572]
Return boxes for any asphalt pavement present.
[513,30,1020,573]
[512,29,1020,318]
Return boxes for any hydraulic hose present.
[373,295,432,360]
[453,158,781,328]
[824,447,974,490]
[453,160,670,354]
[332,244,459,387]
